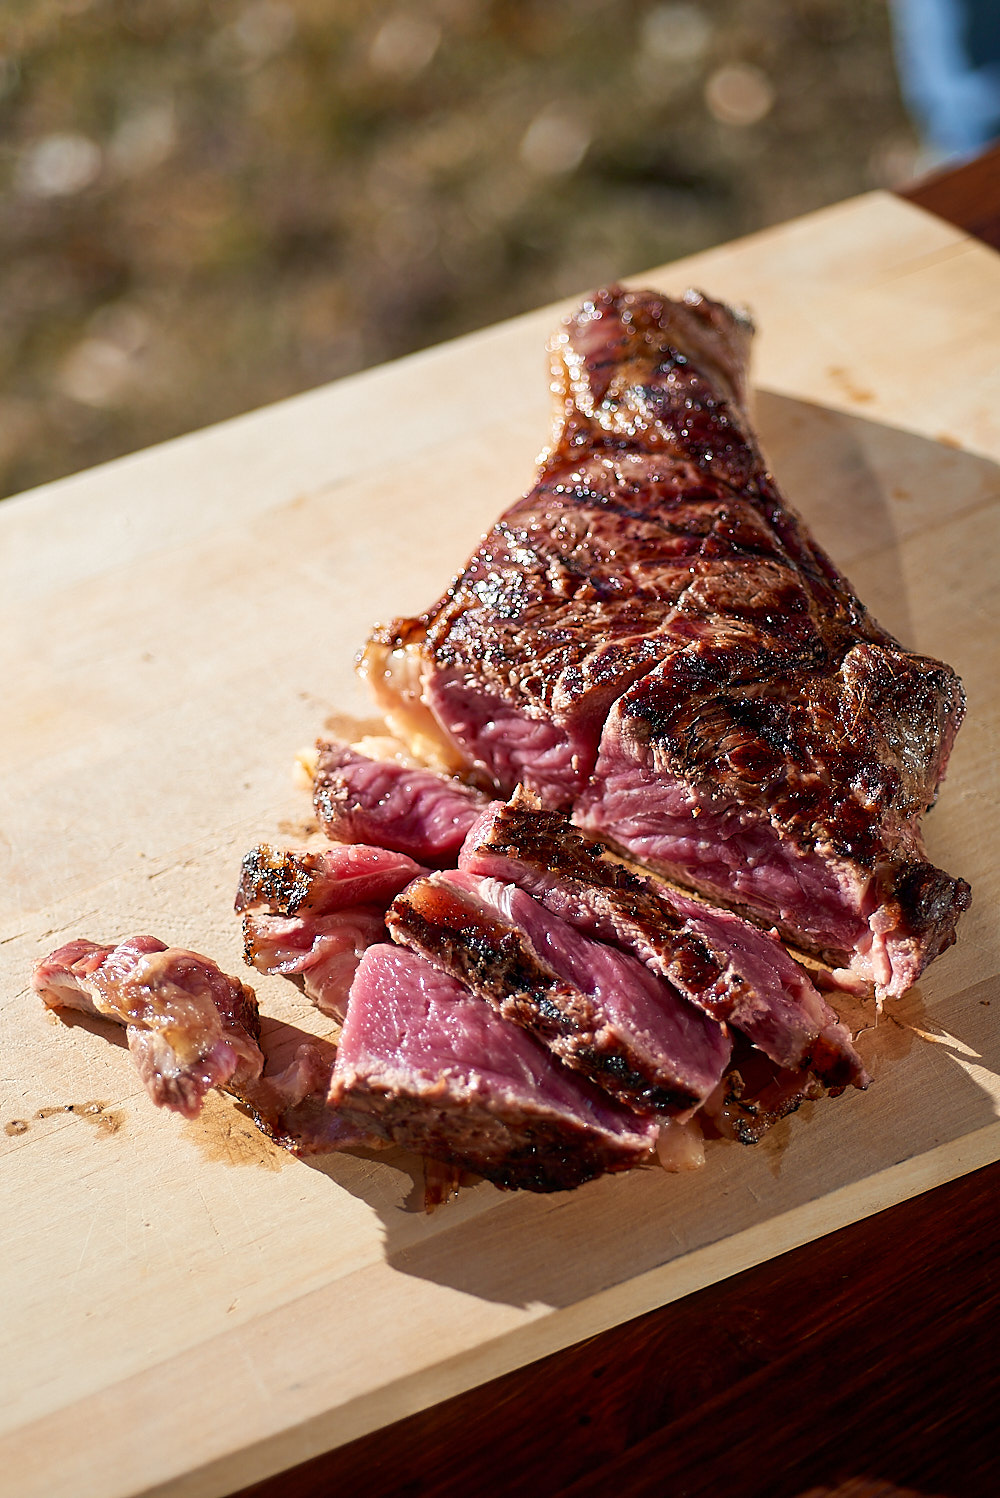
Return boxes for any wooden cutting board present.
[2,190,998,1498]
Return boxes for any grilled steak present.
[361,285,969,997]
[33,936,264,1118]
[329,942,659,1191]
[235,841,424,918]
[458,791,866,1089]
[236,841,425,1017]
[312,739,488,863]
[386,868,731,1115]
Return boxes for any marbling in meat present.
[361,285,969,998]
[32,936,264,1118]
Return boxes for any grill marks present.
[330,944,660,1193]
[457,794,867,1089]
[387,869,731,1116]
[364,284,969,997]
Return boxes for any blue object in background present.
[890,0,1000,159]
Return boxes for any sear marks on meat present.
[32,936,264,1119]
[703,1036,829,1146]
[576,641,969,999]
[235,841,425,918]
[312,739,488,864]
[236,842,425,1018]
[329,943,660,1192]
[360,285,969,999]
[386,869,731,1116]
[458,791,867,1090]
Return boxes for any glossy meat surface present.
[459,793,866,1088]
[330,943,659,1192]
[33,935,264,1118]
[387,869,731,1116]
[362,284,969,996]
[312,739,487,863]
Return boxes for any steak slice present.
[33,936,264,1118]
[359,284,969,996]
[235,842,425,918]
[312,739,488,863]
[242,908,389,1020]
[329,943,659,1192]
[386,869,731,1116]
[459,792,866,1089]
[236,842,425,1018]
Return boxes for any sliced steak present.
[575,642,970,996]
[312,740,488,863]
[32,936,264,1118]
[236,842,425,1017]
[235,841,424,917]
[242,907,388,1019]
[459,792,866,1088]
[329,943,659,1192]
[360,284,969,997]
[386,869,730,1116]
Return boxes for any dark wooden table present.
[234,148,1000,1498]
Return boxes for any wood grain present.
[235,1159,1000,1498]
[2,190,998,1498]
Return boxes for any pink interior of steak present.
[331,943,659,1191]
[573,731,968,999]
[312,740,487,862]
[458,794,866,1087]
[441,870,730,1104]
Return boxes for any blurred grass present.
[0,0,917,500]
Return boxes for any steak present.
[236,841,425,1017]
[312,739,488,863]
[361,285,969,997]
[32,936,264,1118]
[329,942,660,1191]
[235,841,425,918]
[386,868,731,1115]
[458,791,866,1089]
[242,908,390,1019]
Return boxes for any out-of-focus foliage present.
[0,0,916,498]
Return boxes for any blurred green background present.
[0,0,919,500]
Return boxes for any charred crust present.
[235,844,313,917]
[334,1085,649,1192]
[891,862,972,945]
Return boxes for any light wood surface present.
[2,190,998,1498]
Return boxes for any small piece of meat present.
[32,936,264,1119]
[329,943,660,1192]
[702,1037,828,1146]
[235,842,425,918]
[312,740,488,863]
[386,869,731,1116]
[242,907,388,1020]
[360,285,969,998]
[459,791,867,1089]
[236,843,425,1016]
